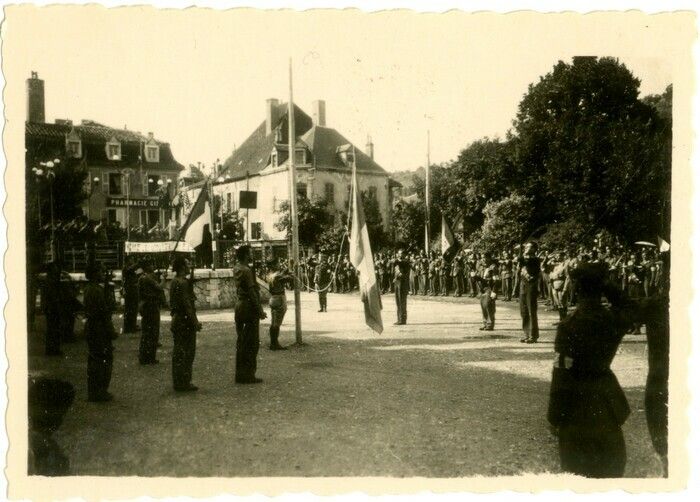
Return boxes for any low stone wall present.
[67,268,270,310]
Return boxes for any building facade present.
[211,99,395,250]
[25,72,184,233]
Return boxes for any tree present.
[475,194,533,254]
[360,191,386,250]
[274,197,332,251]
[449,138,515,236]
[391,199,425,250]
[511,56,670,242]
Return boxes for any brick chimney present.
[26,71,45,123]
[266,98,280,135]
[312,100,326,127]
[366,135,374,160]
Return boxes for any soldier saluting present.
[548,262,636,478]
[169,256,201,392]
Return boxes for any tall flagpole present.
[288,58,303,345]
[208,176,217,270]
[425,130,431,254]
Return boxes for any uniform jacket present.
[547,298,632,430]
[169,275,199,330]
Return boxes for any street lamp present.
[88,176,100,221]
[45,159,59,260]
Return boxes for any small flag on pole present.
[441,214,458,261]
[178,187,211,248]
[658,236,671,253]
[349,147,383,334]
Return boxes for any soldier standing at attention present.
[266,258,293,351]
[41,262,63,356]
[547,263,635,478]
[169,256,201,392]
[121,255,140,334]
[314,253,331,313]
[83,262,117,402]
[451,251,464,297]
[518,241,541,344]
[138,260,165,365]
[233,245,267,384]
[393,249,411,325]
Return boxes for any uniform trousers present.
[318,290,327,310]
[139,305,160,363]
[87,341,113,399]
[235,310,260,382]
[45,313,62,355]
[123,292,139,332]
[519,282,540,341]
[171,323,197,390]
[395,284,408,324]
[480,295,496,329]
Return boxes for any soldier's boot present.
[558,307,568,321]
[269,326,287,351]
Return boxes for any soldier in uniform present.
[418,251,428,296]
[451,251,464,297]
[314,253,331,313]
[41,262,63,356]
[393,249,411,325]
[83,262,117,402]
[375,253,385,294]
[518,242,541,344]
[233,245,267,384]
[59,273,82,343]
[121,255,141,334]
[169,256,201,392]
[266,258,293,350]
[439,256,449,296]
[547,263,636,477]
[138,260,165,365]
[639,251,670,476]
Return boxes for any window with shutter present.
[325,183,335,204]
[109,173,123,195]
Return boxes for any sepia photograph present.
[1,2,696,498]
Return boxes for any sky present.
[9,7,679,173]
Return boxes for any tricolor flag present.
[349,148,383,334]
[441,214,458,261]
[658,236,671,253]
[178,186,211,248]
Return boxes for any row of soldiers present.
[370,244,666,303]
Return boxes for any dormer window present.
[145,145,159,163]
[106,136,122,161]
[336,144,354,166]
[65,128,82,158]
[294,149,306,165]
[144,133,160,163]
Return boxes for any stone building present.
[213,98,397,252]
[24,72,184,231]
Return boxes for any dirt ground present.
[28,290,664,478]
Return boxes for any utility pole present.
[288,58,303,345]
[425,130,431,255]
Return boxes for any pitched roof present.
[221,102,313,180]
[221,103,388,180]
[299,126,387,175]
[25,120,184,171]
